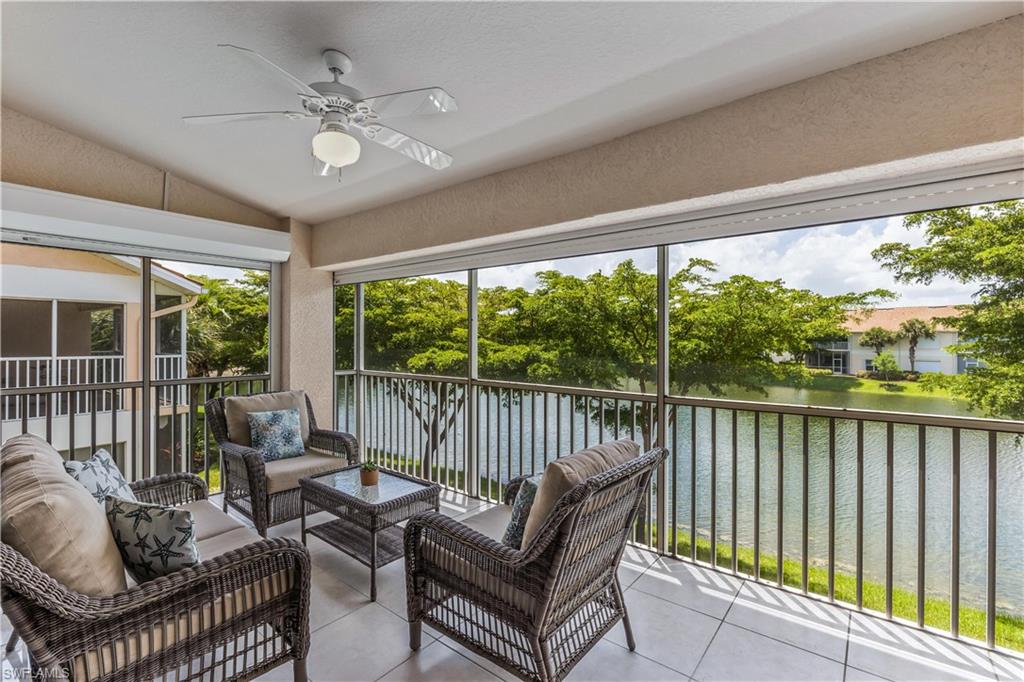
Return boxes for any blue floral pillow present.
[247,408,304,461]
[502,474,543,549]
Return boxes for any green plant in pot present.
[360,461,380,486]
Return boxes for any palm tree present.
[898,318,936,372]
[858,326,897,357]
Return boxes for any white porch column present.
[280,219,334,425]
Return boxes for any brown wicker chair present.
[1,472,311,681]
[404,447,667,682]
[206,392,359,537]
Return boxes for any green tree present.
[898,318,935,373]
[872,351,899,382]
[858,326,897,357]
[873,201,1024,419]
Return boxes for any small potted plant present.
[360,460,380,486]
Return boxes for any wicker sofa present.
[405,445,666,682]
[0,436,311,682]
[206,390,359,537]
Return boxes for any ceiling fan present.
[183,44,457,177]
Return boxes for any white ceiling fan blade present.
[217,43,322,99]
[357,87,457,118]
[182,111,315,124]
[356,124,453,170]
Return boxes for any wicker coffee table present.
[299,465,440,601]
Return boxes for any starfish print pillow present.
[247,408,304,461]
[65,449,137,504]
[105,496,199,582]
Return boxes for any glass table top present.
[310,467,433,505]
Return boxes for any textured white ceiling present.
[2,2,1018,224]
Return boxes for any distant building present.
[0,243,203,475]
[806,305,975,375]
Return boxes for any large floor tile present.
[846,613,997,681]
[844,666,892,681]
[605,588,721,676]
[377,639,500,682]
[725,582,850,662]
[989,651,1024,682]
[565,640,689,681]
[436,637,520,682]
[308,562,372,631]
[309,537,411,621]
[693,623,844,682]
[305,603,432,681]
[618,545,659,590]
[631,558,741,619]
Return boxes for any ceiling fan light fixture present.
[312,122,361,168]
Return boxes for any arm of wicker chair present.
[219,440,270,534]
[405,511,524,569]
[309,428,360,464]
[1,537,311,677]
[129,472,208,506]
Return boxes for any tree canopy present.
[873,200,1023,419]
[186,271,269,377]
[858,326,897,356]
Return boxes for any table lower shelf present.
[305,518,405,569]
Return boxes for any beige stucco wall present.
[313,15,1024,268]
[280,219,335,424]
[1,106,286,231]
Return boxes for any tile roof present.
[845,305,962,333]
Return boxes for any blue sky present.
[166,214,978,307]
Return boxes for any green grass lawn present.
[782,373,954,399]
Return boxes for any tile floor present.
[3,490,1020,682]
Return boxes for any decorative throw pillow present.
[247,408,305,461]
[502,474,543,549]
[64,449,137,504]
[105,496,199,582]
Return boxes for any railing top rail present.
[360,369,469,385]
[0,380,144,395]
[664,394,1024,433]
[476,377,658,403]
[342,368,1023,433]
[150,374,270,387]
[1,374,271,395]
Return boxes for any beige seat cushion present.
[224,390,310,446]
[264,452,348,495]
[1,433,127,596]
[179,500,246,541]
[197,526,263,558]
[521,439,639,547]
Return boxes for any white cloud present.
[475,215,976,306]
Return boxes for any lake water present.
[350,383,1023,617]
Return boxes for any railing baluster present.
[951,426,960,637]
[690,405,697,563]
[917,423,925,626]
[754,411,761,580]
[111,387,118,468]
[519,388,525,477]
[856,420,864,609]
[203,383,210,487]
[828,418,836,601]
[777,412,784,587]
[711,407,717,568]
[556,392,562,460]
[485,387,492,501]
[732,409,738,574]
[886,422,894,617]
[68,390,76,459]
[986,430,996,648]
[20,394,28,434]
[802,415,809,594]
[569,395,576,453]
[543,391,549,466]
[506,388,513,481]
[671,404,678,556]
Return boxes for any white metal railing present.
[155,354,186,406]
[1,356,125,420]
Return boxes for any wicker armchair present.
[206,392,359,536]
[1,472,311,681]
[405,447,667,682]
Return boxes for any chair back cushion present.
[0,434,127,595]
[521,438,639,547]
[223,390,310,446]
